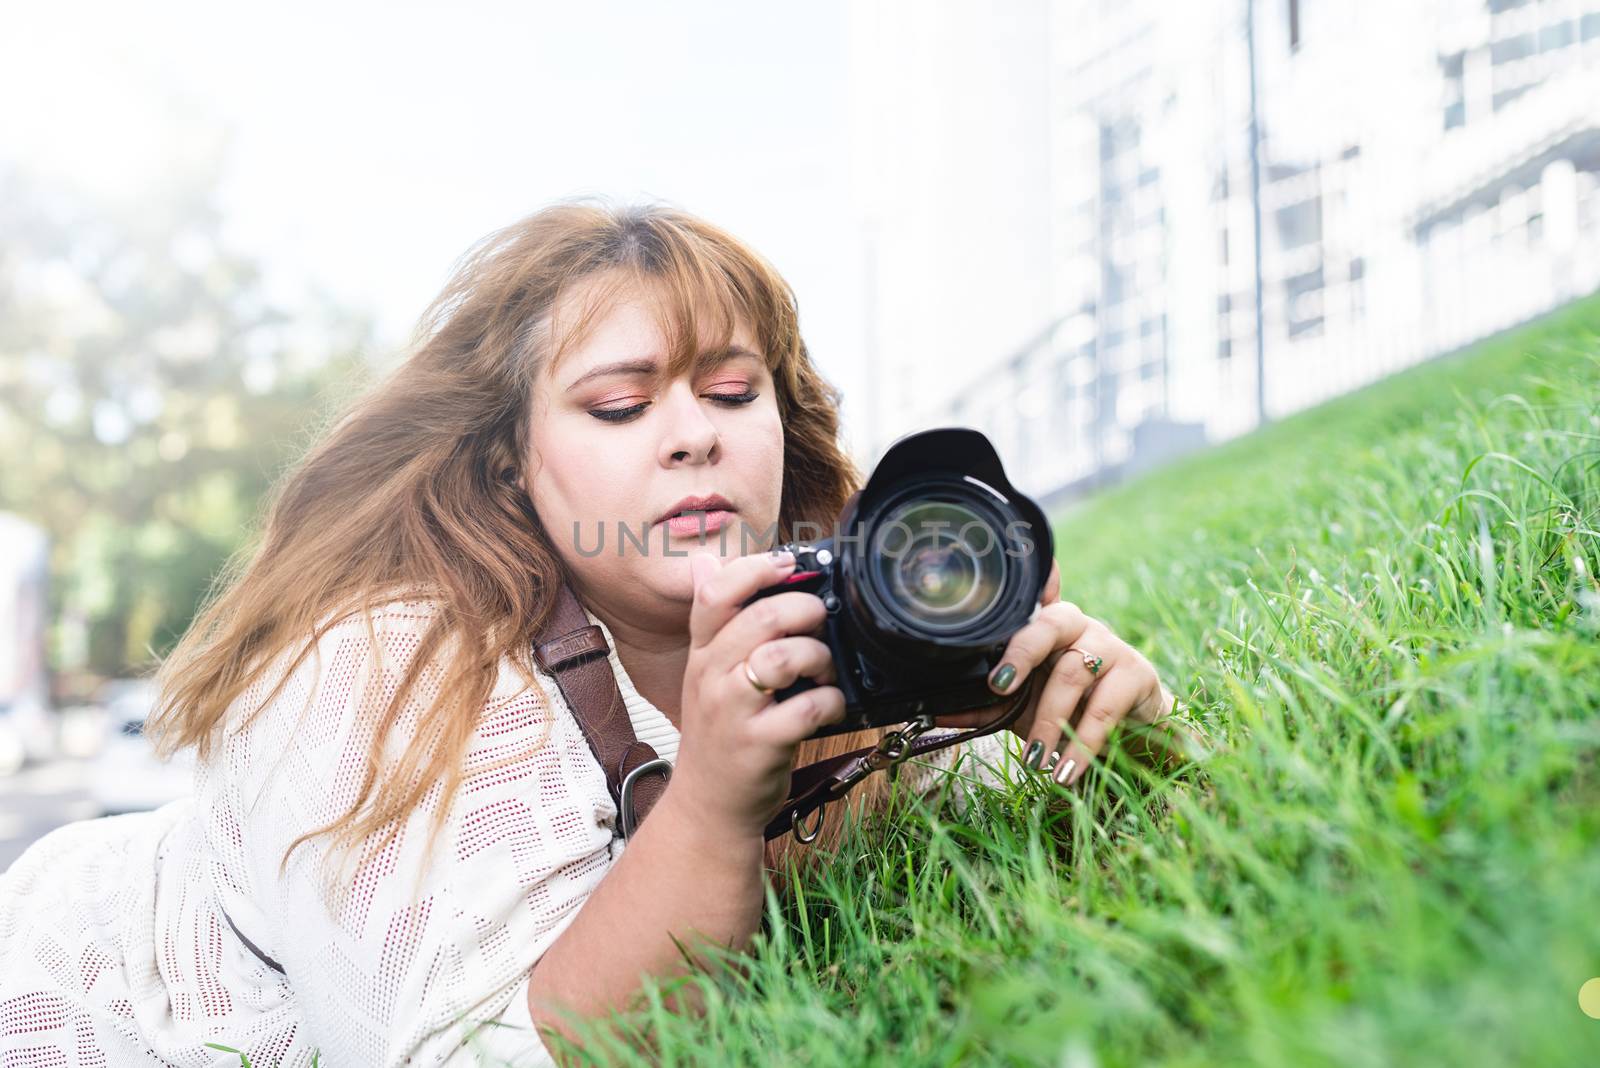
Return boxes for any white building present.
[846,0,1056,461]
[851,0,1600,502]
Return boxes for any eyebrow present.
[562,345,764,392]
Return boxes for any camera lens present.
[870,499,1006,634]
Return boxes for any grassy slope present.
[539,296,1600,1067]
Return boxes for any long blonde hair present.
[146,197,892,890]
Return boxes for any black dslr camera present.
[745,427,1054,738]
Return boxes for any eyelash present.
[588,390,760,424]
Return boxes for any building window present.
[1539,21,1574,52]
[1276,196,1323,250]
[1104,265,1128,308]
[1441,51,1465,130]
[1490,33,1535,65]
[1285,267,1326,338]
[1100,117,1141,158]
[1493,85,1533,110]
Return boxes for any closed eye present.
[588,390,760,424]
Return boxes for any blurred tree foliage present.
[0,160,374,686]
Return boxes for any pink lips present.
[655,494,737,538]
[662,511,735,538]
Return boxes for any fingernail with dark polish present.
[989,663,1016,693]
[1024,740,1044,769]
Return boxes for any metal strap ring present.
[791,802,825,843]
[619,757,673,839]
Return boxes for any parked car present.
[89,679,196,816]
[0,511,51,776]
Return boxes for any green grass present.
[517,296,1600,1066]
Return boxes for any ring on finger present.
[1071,647,1104,677]
[742,657,775,695]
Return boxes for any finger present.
[934,645,1065,733]
[1052,667,1149,787]
[984,601,1090,700]
[1122,716,1210,772]
[749,683,846,748]
[740,635,838,691]
[711,590,829,670]
[1023,646,1108,772]
[688,549,797,649]
[1120,684,1211,771]
[1040,558,1061,606]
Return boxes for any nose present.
[656,380,721,466]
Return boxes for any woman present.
[0,199,1179,1066]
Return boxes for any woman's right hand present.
[671,548,845,838]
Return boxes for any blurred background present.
[2,0,1596,868]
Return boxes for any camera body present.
[744,427,1054,738]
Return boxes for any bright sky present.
[1,0,870,446]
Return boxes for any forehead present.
[542,271,764,382]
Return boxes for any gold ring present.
[743,657,775,695]
[1077,648,1104,677]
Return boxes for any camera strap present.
[535,578,1038,844]
[759,674,1038,842]
[534,580,673,839]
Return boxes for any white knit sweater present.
[0,598,1020,1066]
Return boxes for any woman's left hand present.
[932,559,1183,786]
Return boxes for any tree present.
[0,157,372,686]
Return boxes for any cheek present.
[529,423,635,527]
[751,409,785,487]
[732,410,786,531]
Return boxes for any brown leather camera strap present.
[534,580,673,837]
[535,578,1034,843]
[759,673,1035,841]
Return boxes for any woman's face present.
[523,279,785,618]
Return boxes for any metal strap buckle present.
[790,715,939,843]
[618,757,673,839]
[867,713,937,770]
